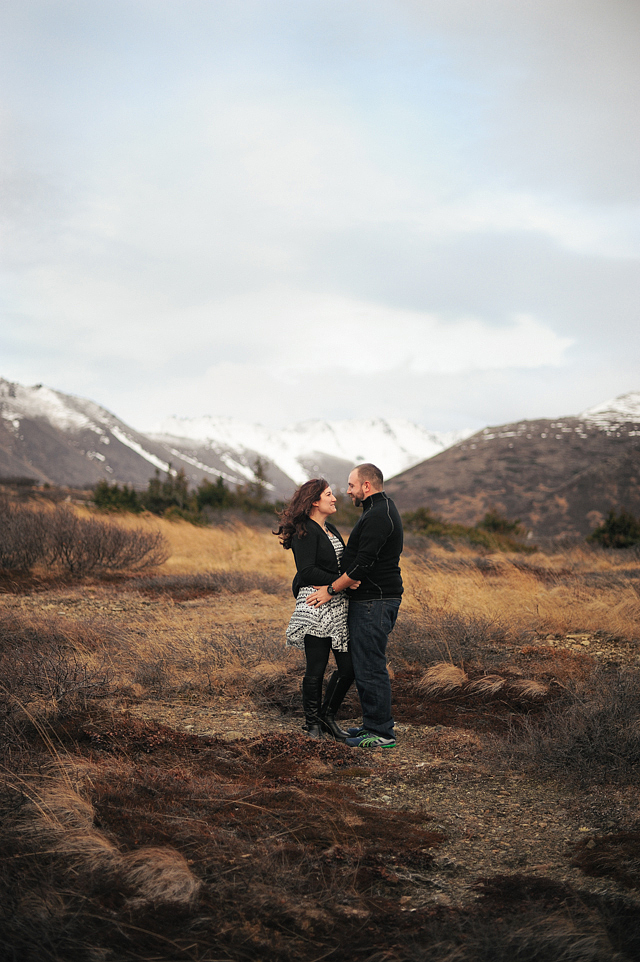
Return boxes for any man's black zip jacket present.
[342,491,403,600]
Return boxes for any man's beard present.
[352,496,362,507]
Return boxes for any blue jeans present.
[348,598,401,739]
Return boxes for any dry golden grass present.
[6,516,638,713]
[402,547,640,643]
[61,507,640,647]
[417,664,468,697]
[102,512,295,579]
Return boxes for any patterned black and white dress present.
[286,531,349,653]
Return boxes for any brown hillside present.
[387,416,640,541]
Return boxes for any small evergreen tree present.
[196,476,232,511]
[141,466,192,515]
[587,509,640,549]
[93,479,141,512]
[247,456,268,504]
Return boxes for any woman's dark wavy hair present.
[274,478,329,549]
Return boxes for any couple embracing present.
[275,463,403,749]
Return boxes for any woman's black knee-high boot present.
[319,671,353,741]
[302,676,324,738]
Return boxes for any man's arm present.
[305,571,359,607]
[343,508,395,582]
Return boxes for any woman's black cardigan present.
[291,520,344,597]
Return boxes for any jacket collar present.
[361,491,386,511]
[309,518,335,534]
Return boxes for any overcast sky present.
[1,0,639,433]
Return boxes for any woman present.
[274,478,355,740]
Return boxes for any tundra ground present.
[2,515,640,961]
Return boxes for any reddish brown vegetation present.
[2,518,640,959]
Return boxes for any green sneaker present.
[346,731,396,749]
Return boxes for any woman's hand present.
[306,580,360,607]
[306,585,331,607]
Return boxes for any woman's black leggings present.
[303,634,354,685]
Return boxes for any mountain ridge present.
[386,391,640,541]
[3,376,639,537]
[0,377,466,496]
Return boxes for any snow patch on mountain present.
[154,417,304,483]
[156,415,471,484]
[0,378,176,480]
[109,426,170,472]
[0,380,98,433]
[580,391,640,428]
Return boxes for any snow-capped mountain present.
[154,415,469,488]
[580,391,640,431]
[0,378,181,487]
[3,376,638,509]
[0,377,467,496]
[387,390,640,540]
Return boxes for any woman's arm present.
[291,525,339,587]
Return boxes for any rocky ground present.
[120,691,639,912]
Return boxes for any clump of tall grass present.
[415,663,550,707]
[500,667,640,785]
[0,609,112,770]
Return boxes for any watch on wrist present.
[326,584,339,596]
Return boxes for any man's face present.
[347,470,366,507]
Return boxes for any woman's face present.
[312,485,337,517]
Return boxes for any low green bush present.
[403,506,535,553]
[587,509,640,549]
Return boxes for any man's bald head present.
[353,463,383,490]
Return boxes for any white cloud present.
[166,288,574,375]
[0,0,638,435]
[418,191,640,259]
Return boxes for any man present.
[306,463,403,748]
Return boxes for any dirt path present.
[118,693,637,910]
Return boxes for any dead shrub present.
[0,610,111,768]
[0,499,169,577]
[48,506,169,575]
[0,498,50,571]
[392,611,525,669]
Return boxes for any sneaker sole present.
[346,739,396,749]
